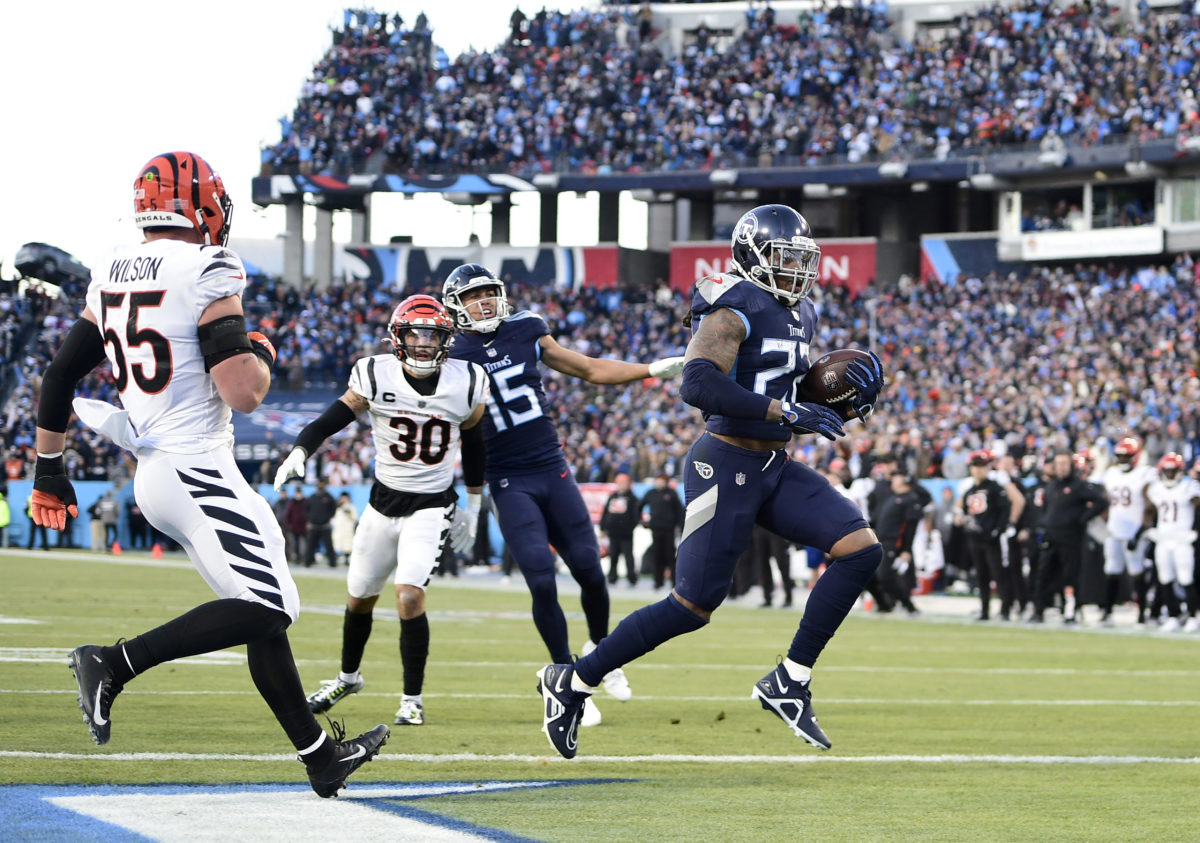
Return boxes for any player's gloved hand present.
[892,554,910,575]
[448,504,473,555]
[248,331,276,369]
[273,447,307,492]
[779,400,845,441]
[648,356,686,379]
[1002,525,1018,540]
[32,454,79,530]
[844,350,884,420]
[449,492,482,556]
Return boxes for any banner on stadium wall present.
[1013,226,1165,262]
[339,244,620,292]
[669,239,876,295]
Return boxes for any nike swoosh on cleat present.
[777,678,789,693]
[92,683,108,726]
[340,745,367,763]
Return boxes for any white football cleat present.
[581,696,602,727]
[581,640,633,702]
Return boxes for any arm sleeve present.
[37,318,108,433]
[679,358,773,419]
[460,422,485,488]
[292,400,358,457]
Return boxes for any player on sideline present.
[535,204,886,758]
[274,295,488,727]
[442,263,686,725]
[1140,453,1200,632]
[1099,437,1154,625]
[31,151,387,797]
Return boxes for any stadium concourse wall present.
[229,239,882,297]
[3,476,967,559]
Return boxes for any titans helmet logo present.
[734,213,759,243]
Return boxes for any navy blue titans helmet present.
[730,204,821,305]
[441,263,510,332]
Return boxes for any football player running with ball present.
[274,295,488,728]
[443,263,686,727]
[536,204,886,758]
[33,152,388,797]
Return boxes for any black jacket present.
[1039,472,1107,539]
[641,487,684,532]
[874,489,926,554]
[960,478,1009,541]
[600,490,640,536]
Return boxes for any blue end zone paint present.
[921,237,960,284]
[0,779,631,841]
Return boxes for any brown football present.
[797,348,876,421]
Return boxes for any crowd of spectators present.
[263,1,1200,180]
[5,253,1200,494]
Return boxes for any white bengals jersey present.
[1146,477,1200,539]
[348,353,488,494]
[1102,464,1154,539]
[85,239,247,453]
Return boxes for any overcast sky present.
[0,1,558,273]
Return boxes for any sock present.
[574,594,706,687]
[402,693,423,705]
[782,658,812,684]
[528,576,572,663]
[340,608,373,675]
[577,566,611,647]
[399,613,430,697]
[1103,575,1121,613]
[109,599,290,685]
[788,543,882,667]
[571,670,596,693]
[247,631,329,762]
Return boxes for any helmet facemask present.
[390,324,453,375]
[445,281,510,332]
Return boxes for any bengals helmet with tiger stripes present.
[388,294,456,375]
[133,151,233,246]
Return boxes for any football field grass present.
[2,548,1198,841]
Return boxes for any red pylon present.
[151,543,163,559]
[111,541,122,555]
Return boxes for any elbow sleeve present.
[37,319,108,433]
[680,358,773,420]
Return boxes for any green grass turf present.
[2,549,1198,841]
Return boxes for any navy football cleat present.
[751,663,831,750]
[68,645,122,746]
[304,721,390,798]
[536,663,590,759]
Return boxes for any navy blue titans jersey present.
[448,311,566,478]
[690,273,818,443]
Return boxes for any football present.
[797,348,876,421]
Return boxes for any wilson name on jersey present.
[689,273,818,442]
[84,239,247,452]
[348,354,487,494]
[448,311,565,477]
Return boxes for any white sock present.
[782,658,811,684]
[403,693,423,705]
[570,671,596,694]
[338,670,361,684]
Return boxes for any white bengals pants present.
[134,447,299,621]
[345,502,454,599]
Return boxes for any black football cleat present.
[68,645,122,746]
[536,663,590,759]
[304,721,390,798]
[751,663,831,750]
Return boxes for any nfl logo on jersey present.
[735,472,746,486]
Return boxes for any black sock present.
[1104,575,1121,613]
[578,569,611,647]
[106,599,289,685]
[400,613,430,697]
[341,608,373,675]
[247,631,329,761]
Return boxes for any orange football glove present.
[32,456,79,531]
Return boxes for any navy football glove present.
[779,401,845,441]
[844,350,884,420]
